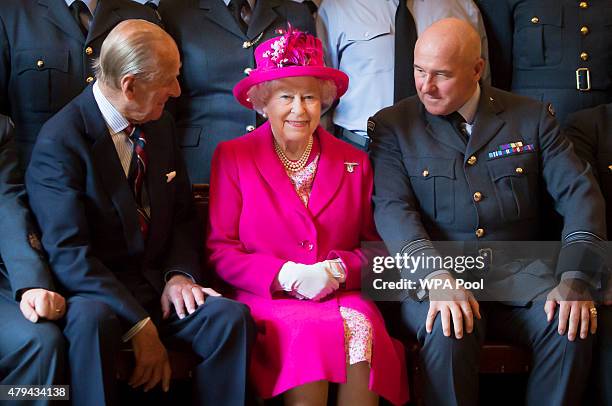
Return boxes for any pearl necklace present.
[274,136,314,172]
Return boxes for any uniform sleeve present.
[563,110,600,181]
[26,134,148,326]
[207,142,286,298]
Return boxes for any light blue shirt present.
[131,0,160,5]
[317,0,490,135]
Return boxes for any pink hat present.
[233,28,349,109]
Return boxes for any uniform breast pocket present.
[404,157,455,224]
[513,6,563,68]
[487,155,538,222]
[343,24,394,74]
[13,49,70,113]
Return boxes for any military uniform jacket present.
[369,86,606,293]
[476,0,612,125]
[0,0,161,166]
[0,115,53,301]
[159,0,314,183]
[564,103,612,237]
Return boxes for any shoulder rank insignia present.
[547,103,556,117]
[367,119,376,133]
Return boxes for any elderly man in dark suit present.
[159,0,314,183]
[0,114,66,404]
[563,103,612,406]
[0,0,161,167]
[370,18,605,406]
[26,20,254,406]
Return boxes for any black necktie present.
[71,0,91,36]
[394,1,418,103]
[446,111,468,142]
[228,0,249,34]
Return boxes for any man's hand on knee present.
[130,320,171,392]
[19,288,66,322]
[161,274,222,319]
[426,273,481,339]
[545,279,597,341]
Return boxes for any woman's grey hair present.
[93,20,173,89]
[247,78,337,115]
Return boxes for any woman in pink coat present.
[207,28,408,406]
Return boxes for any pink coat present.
[207,123,408,405]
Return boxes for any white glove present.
[277,261,340,301]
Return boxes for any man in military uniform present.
[159,0,315,183]
[370,18,605,406]
[563,103,612,406]
[0,0,162,167]
[0,114,66,403]
[476,0,612,126]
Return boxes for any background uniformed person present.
[159,0,315,183]
[0,0,162,167]
[369,18,605,406]
[0,114,66,403]
[476,0,612,126]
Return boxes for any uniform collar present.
[222,0,256,9]
[64,0,98,15]
[457,84,481,125]
[131,0,160,6]
[92,81,131,135]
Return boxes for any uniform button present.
[246,125,255,132]
[531,16,539,24]
[36,59,44,68]
[515,167,524,174]
[243,67,253,76]
[579,1,588,8]
[475,228,485,238]
[580,26,589,35]
[86,76,94,83]
[85,46,93,55]
[467,155,477,166]
[473,192,483,202]
[422,169,429,177]
[580,52,589,61]
[300,240,314,251]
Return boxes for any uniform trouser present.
[400,300,593,406]
[0,293,66,406]
[62,296,255,406]
[594,306,612,406]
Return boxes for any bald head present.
[94,19,179,89]
[412,18,485,116]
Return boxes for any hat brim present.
[233,66,349,109]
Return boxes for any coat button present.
[85,46,93,55]
[467,155,477,166]
[422,169,429,177]
[580,26,589,36]
[300,240,314,251]
[580,52,589,61]
[531,16,539,24]
[515,167,524,174]
[579,1,588,8]
[243,67,252,76]
[475,228,485,238]
[246,125,255,132]
[36,59,44,68]
[86,76,94,83]
[473,192,483,202]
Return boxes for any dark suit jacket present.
[369,86,607,301]
[0,114,54,301]
[564,103,612,237]
[159,0,314,183]
[0,0,161,167]
[476,0,612,125]
[26,86,201,326]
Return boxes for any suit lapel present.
[246,0,280,40]
[79,88,145,256]
[307,128,344,218]
[87,0,123,45]
[465,87,505,160]
[424,106,466,154]
[38,0,85,40]
[199,0,246,40]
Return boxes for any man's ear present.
[120,75,137,100]
[473,58,485,82]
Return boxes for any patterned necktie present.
[394,0,418,102]
[446,111,468,142]
[125,124,150,239]
[71,0,92,36]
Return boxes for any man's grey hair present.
[247,78,337,115]
[93,19,174,89]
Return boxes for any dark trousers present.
[400,300,593,406]
[595,306,612,406]
[0,292,66,406]
[63,296,254,406]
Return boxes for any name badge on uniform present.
[488,141,534,160]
